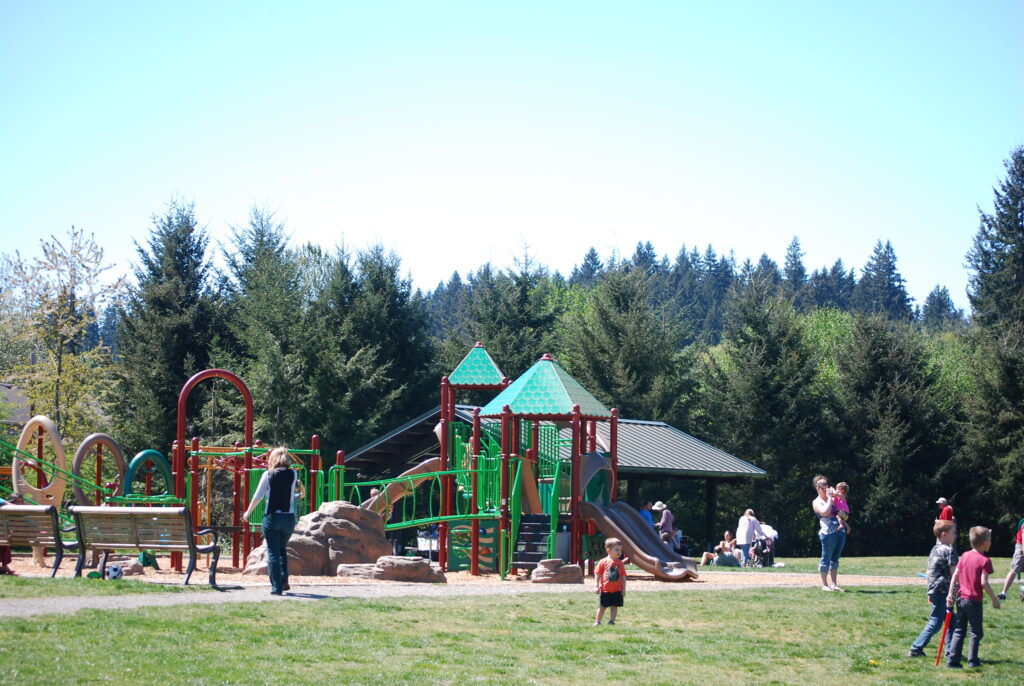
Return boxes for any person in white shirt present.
[735,508,766,567]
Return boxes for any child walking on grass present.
[946,526,1001,669]
[594,537,626,625]
[908,519,957,658]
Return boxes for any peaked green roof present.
[479,354,611,418]
[448,343,506,386]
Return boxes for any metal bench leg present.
[207,547,220,587]
[50,549,63,578]
[74,550,86,578]
[99,550,109,579]
[184,553,197,585]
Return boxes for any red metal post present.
[570,404,582,565]
[470,408,481,576]
[36,435,44,488]
[189,437,200,529]
[171,439,182,571]
[310,435,321,511]
[95,443,103,505]
[499,405,512,573]
[610,409,619,502]
[438,376,451,571]
[243,441,254,562]
[232,442,243,569]
[588,420,597,454]
[335,450,345,501]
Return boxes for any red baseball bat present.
[935,611,952,666]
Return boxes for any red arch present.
[176,368,254,449]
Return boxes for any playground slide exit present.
[582,500,699,581]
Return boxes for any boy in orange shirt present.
[594,537,626,625]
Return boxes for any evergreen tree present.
[557,266,694,425]
[299,244,405,457]
[220,207,307,445]
[809,259,856,310]
[115,200,217,454]
[832,316,953,554]
[346,245,435,428]
[629,241,658,276]
[459,258,560,378]
[921,285,965,332]
[752,254,782,287]
[852,241,913,320]
[960,146,1024,538]
[697,274,833,554]
[783,237,809,310]
[569,247,604,288]
[966,145,1024,328]
[426,271,469,337]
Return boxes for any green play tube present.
[123,449,173,496]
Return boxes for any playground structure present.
[1,344,697,581]
[1,369,327,572]
[333,344,698,581]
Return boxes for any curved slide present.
[582,500,699,582]
[360,457,441,517]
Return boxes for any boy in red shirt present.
[946,526,1001,669]
[594,537,626,626]
[997,518,1024,601]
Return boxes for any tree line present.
[2,146,1022,556]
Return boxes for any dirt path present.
[0,569,924,618]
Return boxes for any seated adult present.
[700,531,739,566]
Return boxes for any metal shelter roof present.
[448,343,506,386]
[344,406,765,480]
[478,354,611,419]
[577,419,767,480]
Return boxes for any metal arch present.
[123,450,174,495]
[71,434,127,505]
[12,416,66,506]
[176,369,254,449]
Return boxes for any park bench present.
[68,505,220,586]
[0,504,79,577]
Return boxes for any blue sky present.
[2,2,1022,310]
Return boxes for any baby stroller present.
[750,533,776,568]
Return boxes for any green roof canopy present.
[448,343,506,386]
[479,354,611,418]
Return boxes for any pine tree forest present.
[3,146,1024,557]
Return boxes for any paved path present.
[0,571,922,618]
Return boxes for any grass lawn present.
[0,576,206,599]
[695,555,1014,577]
[2,584,1022,684]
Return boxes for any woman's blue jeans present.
[263,512,296,593]
[739,543,751,566]
[911,593,953,653]
[818,530,846,572]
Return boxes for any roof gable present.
[479,354,610,418]
[448,343,506,386]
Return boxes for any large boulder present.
[336,556,446,583]
[243,501,392,576]
[530,558,583,584]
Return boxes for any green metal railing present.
[545,457,572,556]
[0,438,115,501]
[339,462,502,531]
[501,457,524,578]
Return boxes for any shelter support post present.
[705,479,718,552]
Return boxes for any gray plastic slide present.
[582,500,699,581]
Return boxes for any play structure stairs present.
[511,513,550,572]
